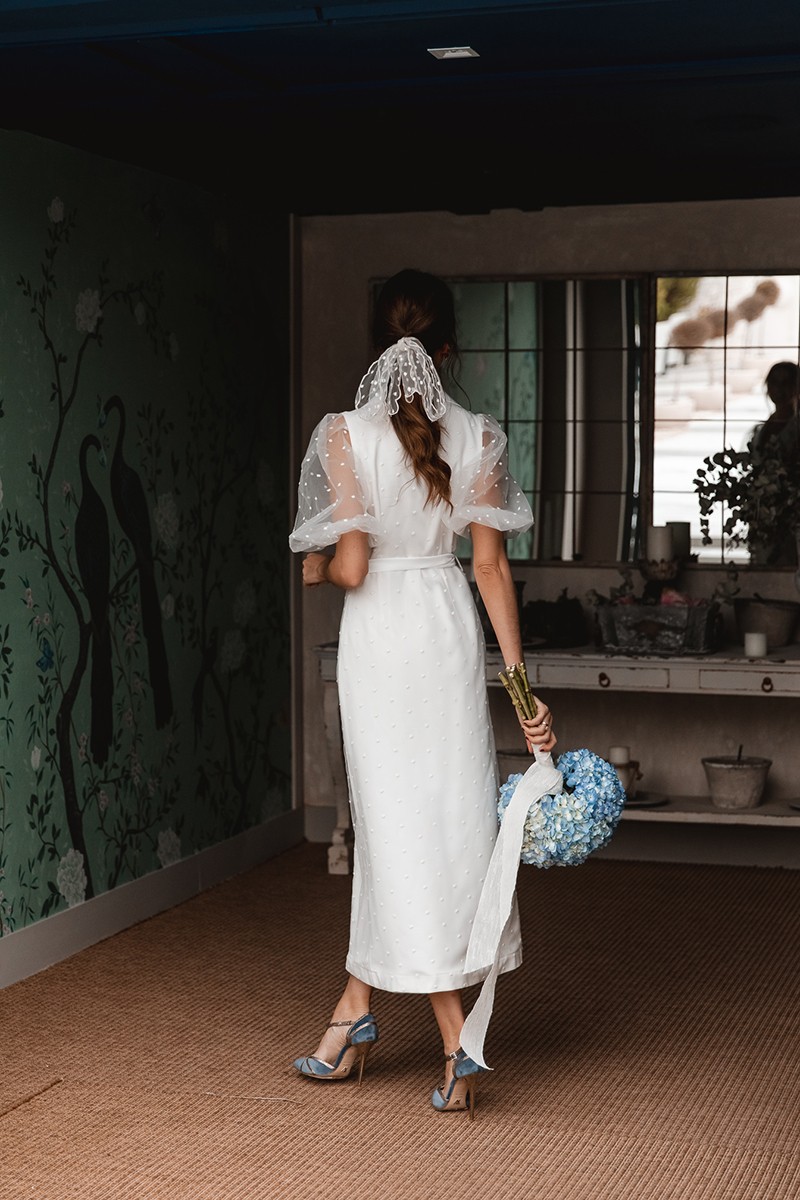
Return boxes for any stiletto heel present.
[431,1048,487,1118]
[355,1041,370,1087]
[465,1075,478,1122]
[292,1013,379,1083]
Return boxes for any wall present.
[295,198,800,839]
[0,131,292,951]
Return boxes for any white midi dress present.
[290,395,534,993]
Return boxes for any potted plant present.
[693,438,800,569]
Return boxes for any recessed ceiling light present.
[427,46,479,60]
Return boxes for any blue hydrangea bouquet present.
[497,659,626,866]
[498,748,626,867]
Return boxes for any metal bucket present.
[702,755,772,810]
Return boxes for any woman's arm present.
[470,522,556,752]
[302,530,370,590]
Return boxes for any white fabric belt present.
[368,554,456,573]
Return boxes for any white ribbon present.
[460,749,564,1070]
[354,336,447,421]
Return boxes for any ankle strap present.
[444,1048,463,1061]
[328,1019,357,1028]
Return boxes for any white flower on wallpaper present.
[75,289,102,333]
[134,301,147,326]
[161,593,175,620]
[157,828,182,868]
[47,196,64,223]
[220,628,245,673]
[153,492,180,550]
[30,745,41,771]
[233,579,256,626]
[168,332,180,361]
[56,848,87,907]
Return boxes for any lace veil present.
[355,336,447,421]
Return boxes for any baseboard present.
[303,803,337,844]
[0,808,304,989]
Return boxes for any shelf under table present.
[622,795,800,826]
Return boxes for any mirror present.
[654,272,800,566]
[373,271,798,569]
[443,276,645,564]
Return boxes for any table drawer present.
[536,664,669,691]
[699,669,800,695]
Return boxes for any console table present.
[313,642,800,873]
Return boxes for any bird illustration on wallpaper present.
[10,203,176,909]
[101,395,173,729]
[75,434,113,766]
[4,198,289,930]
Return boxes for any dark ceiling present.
[2,1,800,214]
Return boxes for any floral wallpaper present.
[0,132,291,933]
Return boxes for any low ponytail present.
[391,397,452,509]
[373,269,458,508]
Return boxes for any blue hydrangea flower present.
[497,749,626,867]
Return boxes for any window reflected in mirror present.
[446,277,643,564]
[370,271,800,569]
[654,273,800,564]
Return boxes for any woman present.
[750,361,800,453]
[289,269,556,1116]
[748,362,800,566]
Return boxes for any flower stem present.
[498,661,538,720]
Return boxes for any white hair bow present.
[355,336,447,421]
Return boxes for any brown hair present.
[372,269,458,508]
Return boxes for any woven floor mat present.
[2,842,800,1199]
[0,1072,64,1121]
[2,1077,799,1200]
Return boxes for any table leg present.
[322,680,353,875]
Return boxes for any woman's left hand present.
[519,697,557,754]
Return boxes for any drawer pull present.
[598,672,611,689]
[761,676,774,693]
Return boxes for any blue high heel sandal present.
[293,1013,379,1086]
[431,1048,486,1120]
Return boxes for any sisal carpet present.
[2,841,800,1199]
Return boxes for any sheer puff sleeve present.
[289,413,380,553]
[445,413,533,538]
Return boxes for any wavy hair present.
[372,269,459,508]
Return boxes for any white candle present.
[667,521,691,560]
[647,524,673,562]
[608,745,631,765]
[744,631,767,657]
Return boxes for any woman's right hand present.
[519,696,557,754]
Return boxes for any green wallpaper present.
[0,132,291,932]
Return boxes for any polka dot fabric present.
[288,413,380,553]
[289,397,533,992]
